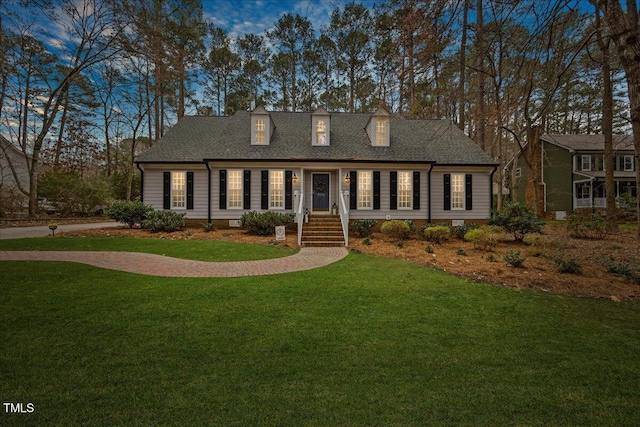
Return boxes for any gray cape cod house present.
[135,106,497,246]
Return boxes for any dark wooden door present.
[312,174,330,211]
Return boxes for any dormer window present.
[367,105,390,146]
[316,120,327,145]
[311,106,331,146]
[376,119,387,146]
[255,119,265,144]
[251,105,271,145]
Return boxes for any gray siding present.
[430,167,493,221]
[142,165,208,219]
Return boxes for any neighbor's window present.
[375,119,387,146]
[398,171,412,209]
[255,118,266,144]
[358,171,372,209]
[624,155,635,171]
[270,170,284,209]
[172,171,186,209]
[228,170,242,209]
[581,155,591,171]
[316,119,327,145]
[515,168,522,178]
[451,173,464,210]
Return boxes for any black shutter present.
[163,172,170,209]
[465,174,473,210]
[444,173,451,211]
[390,171,397,210]
[413,171,420,210]
[285,170,293,209]
[243,170,251,209]
[261,170,269,209]
[349,170,357,210]
[219,170,227,210]
[186,172,194,210]
[373,171,381,210]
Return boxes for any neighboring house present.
[0,135,30,214]
[510,133,637,218]
[136,106,497,246]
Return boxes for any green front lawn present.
[1,252,639,426]
[0,237,296,262]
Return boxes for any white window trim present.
[581,155,591,171]
[515,168,522,178]
[227,169,243,210]
[171,171,187,210]
[252,117,268,145]
[315,119,327,146]
[624,155,635,172]
[357,170,374,210]
[269,169,285,210]
[375,118,389,146]
[451,173,465,210]
[398,170,413,210]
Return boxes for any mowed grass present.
[0,237,296,261]
[1,253,639,426]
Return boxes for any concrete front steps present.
[301,214,345,247]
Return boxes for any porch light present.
[292,172,299,183]
[344,173,350,182]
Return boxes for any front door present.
[312,173,330,211]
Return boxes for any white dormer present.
[312,106,331,146]
[251,105,272,145]
[367,105,390,146]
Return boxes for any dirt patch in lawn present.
[59,222,639,302]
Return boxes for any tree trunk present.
[596,7,616,227]
[458,0,469,130]
[475,0,486,151]
[596,0,640,238]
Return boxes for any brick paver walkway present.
[0,247,349,277]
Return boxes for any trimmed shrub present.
[567,210,608,240]
[381,220,411,240]
[424,225,451,243]
[108,199,154,228]
[504,249,525,267]
[451,222,480,240]
[489,202,544,241]
[240,211,295,236]
[605,258,640,284]
[464,227,499,251]
[201,222,215,232]
[551,255,581,274]
[141,210,186,232]
[351,219,378,237]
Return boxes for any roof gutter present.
[427,163,433,223]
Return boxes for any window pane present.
[255,119,265,144]
[172,172,186,208]
[398,171,412,208]
[270,170,284,208]
[376,120,386,145]
[451,174,464,209]
[316,120,326,144]
[358,171,372,208]
[228,170,242,208]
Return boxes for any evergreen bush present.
[381,220,411,240]
[350,219,378,237]
[141,210,186,232]
[489,202,544,241]
[108,199,154,228]
[424,225,451,243]
[240,211,295,236]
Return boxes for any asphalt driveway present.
[0,222,121,240]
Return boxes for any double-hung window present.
[270,170,284,209]
[255,119,266,144]
[581,155,591,171]
[358,171,372,209]
[228,170,243,209]
[172,172,186,209]
[316,120,327,145]
[376,120,387,146]
[624,155,635,171]
[398,171,412,209]
[451,174,465,210]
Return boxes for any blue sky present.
[202,0,379,40]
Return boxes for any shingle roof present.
[136,110,496,165]
[542,134,634,151]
